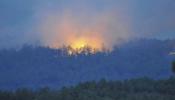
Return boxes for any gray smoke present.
[0,0,175,49]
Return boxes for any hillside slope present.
[0,39,174,89]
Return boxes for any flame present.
[71,38,87,50]
[66,36,103,55]
[70,37,102,50]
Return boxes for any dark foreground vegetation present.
[1,77,175,100]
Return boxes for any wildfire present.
[70,38,87,50]
[71,37,101,49]
[67,37,103,55]
[39,11,112,54]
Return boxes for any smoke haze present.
[0,0,175,49]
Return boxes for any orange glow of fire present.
[66,36,103,55]
[70,37,102,50]
[40,12,110,53]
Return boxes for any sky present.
[0,0,175,49]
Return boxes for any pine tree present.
[172,61,175,74]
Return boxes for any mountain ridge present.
[0,38,175,90]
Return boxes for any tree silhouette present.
[1,78,175,100]
[172,61,175,73]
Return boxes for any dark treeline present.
[0,77,175,100]
[0,39,175,89]
[172,61,175,73]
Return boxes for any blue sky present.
[0,0,175,49]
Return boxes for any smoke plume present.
[0,0,175,49]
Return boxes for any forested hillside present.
[0,39,175,89]
[0,77,175,100]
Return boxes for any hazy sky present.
[0,0,175,49]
